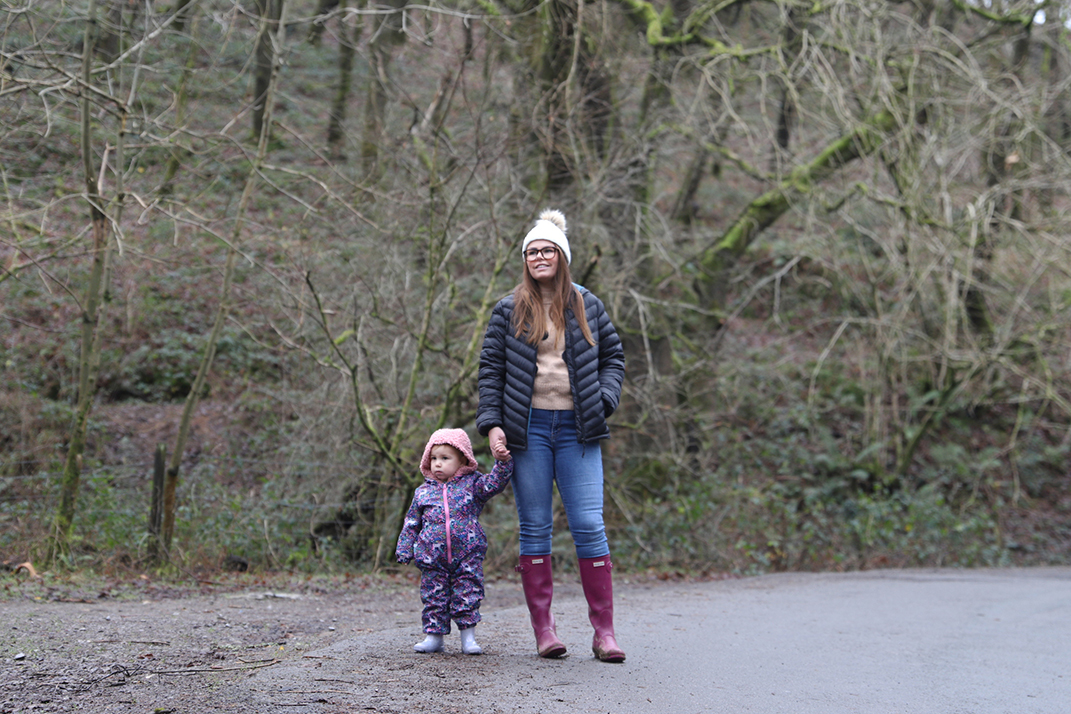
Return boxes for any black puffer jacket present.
[476,287,625,449]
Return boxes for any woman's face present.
[524,240,560,286]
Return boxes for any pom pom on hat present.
[522,209,571,264]
[539,209,567,233]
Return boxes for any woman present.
[476,209,626,663]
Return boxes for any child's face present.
[428,444,464,483]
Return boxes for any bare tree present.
[156,0,292,562]
[50,0,117,559]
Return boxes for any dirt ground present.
[6,568,1070,714]
[0,569,591,713]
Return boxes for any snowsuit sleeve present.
[395,492,422,564]
[472,458,513,503]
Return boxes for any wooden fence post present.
[147,443,166,562]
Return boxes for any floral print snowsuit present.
[396,431,513,635]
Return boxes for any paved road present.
[251,568,1071,713]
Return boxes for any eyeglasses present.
[524,246,559,261]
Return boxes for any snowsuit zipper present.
[441,482,452,565]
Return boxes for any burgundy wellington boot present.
[516,555,567,658]
[578,556,626,663]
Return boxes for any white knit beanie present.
[521,209,571,265]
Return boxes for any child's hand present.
[489,427,510,460]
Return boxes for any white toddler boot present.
[413,634,444,653]
[459,627,482,655]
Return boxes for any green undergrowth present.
[603,410,1069,574]
[3,281,1068,577]
[3,395,1066,579]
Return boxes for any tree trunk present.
[536,0,614,194]
[361,0,406,177]
[971,21,1032,340]
[771,6,803,167]
[160,245,237,557]
[51,0,112,559]
[160,6,200,196]
[173,0,197,35]
[981,20,1031,226]
[502,1,543,190]
[670,147,706,224]
[52,220,110,557]
[252,0,284,140]
[308,0,340,46]
[1039,13,1067,214]
[327,0,358,156]
[514,0,617,195]
[97,0,131,62]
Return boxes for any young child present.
[395,428,513,654]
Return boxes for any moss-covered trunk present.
[696,111,897,310]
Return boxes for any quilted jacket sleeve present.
[592,293,625,416]
[394,491,422,564]
[476,299,510,437]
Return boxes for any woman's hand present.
[489,426,510,460]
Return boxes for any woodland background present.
[2,0,1070,577]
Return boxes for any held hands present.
[489,426,511,461]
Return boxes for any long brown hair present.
[512,251,596,347]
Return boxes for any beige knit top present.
[531,296,574,410]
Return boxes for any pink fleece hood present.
[420,428,478,479]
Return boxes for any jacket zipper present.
[562,306,583,440]
[441,482,452,564]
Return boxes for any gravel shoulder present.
[0,571,576,713]
[5,567,1071,714]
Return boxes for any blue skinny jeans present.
[511,409,609,559]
